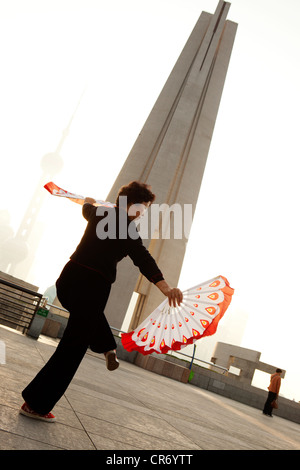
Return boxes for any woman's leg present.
[22,320,89,414]
[22,262,115,414]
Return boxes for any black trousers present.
[22,261,117,414]
[263,391,277,416]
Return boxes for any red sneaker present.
[19,402,56,422]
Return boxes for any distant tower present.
[1,94,84,277]
[104,1,238,330]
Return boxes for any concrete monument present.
[105,1,238,330]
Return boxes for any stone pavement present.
[0,325,299,452]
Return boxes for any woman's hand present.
[155,280,183,307]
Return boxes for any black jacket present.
[70,203,164,284]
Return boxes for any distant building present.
[211,341,286,385]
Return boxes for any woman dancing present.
[20,181,182,422]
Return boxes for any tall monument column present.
[105,1,237,330]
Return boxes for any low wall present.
[134,352,190,383]
[27,316,300,425]
[114,337,300,425]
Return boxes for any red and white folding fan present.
[44,182,115,207]
[121,275,234,355]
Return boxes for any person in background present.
[263,368,282,417]
[20,181,182,423]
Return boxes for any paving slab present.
[0,325,299,452]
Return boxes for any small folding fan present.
[121,275,234,355]
[44,181,115,207]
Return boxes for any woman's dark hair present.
[115,181,155,207]
[276,368,282,373]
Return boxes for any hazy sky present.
[1,0,300,401]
